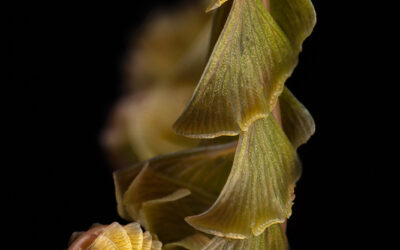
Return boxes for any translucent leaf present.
[142,231,153,250]
[173,0,297,138]
[88,235,118,249]
[87,222,162,250]
[101,223,132,250]
[164,234,210,250]
[124,223,143,249]
[206,0,229,12]
[186,116,301,238]
[203,224,289,250]
[280,87,315,148]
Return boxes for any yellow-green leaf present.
[280,87,315,148]
[185,116,301,238]
[270,0,316,50]
[203,224,289,250]
[173,0,297,138]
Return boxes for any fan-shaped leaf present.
[174,0,306,138]
[124,223,144,249]
[87,222,162,250]
[186,116,300,238]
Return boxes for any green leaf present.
[204,224,289,250]
[280,87,315,148]
[270,0,316,51]
[174,0,316,138]
[185,116,300,238]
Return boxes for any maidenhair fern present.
[69,0,316,249]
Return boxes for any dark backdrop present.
[7,0,396,249]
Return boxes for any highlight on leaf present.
[204,224,289,250]
[174,0,316,138]
[185,115,301,238]
[85,222,162,250]
[206,0,229,12]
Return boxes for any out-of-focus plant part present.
[113,142,236,246]
[103,85,200,168]
[125,1,212,90]
[102,0,213,169]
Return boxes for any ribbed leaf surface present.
[186,116,300,238]
[203,224,288,250]
[88,222,162,250]
[173,0,295,138]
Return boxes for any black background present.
[7,0,396,249]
